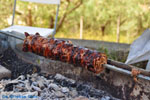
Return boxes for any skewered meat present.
[22,32,107,74]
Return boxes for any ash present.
[0,73,119,100]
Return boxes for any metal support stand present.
[12,0,17,26]
[146,59,150,71]
[52,5,60,38]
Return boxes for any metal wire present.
[12,0,17,26]
[52,4,60,37]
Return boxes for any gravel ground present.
[0,48,119,100]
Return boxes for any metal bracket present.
[146,59,150,71]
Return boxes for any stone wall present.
[59,38,130,52]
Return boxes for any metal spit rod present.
[103,64,150,81]
[0,30,149,81]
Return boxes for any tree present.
[0,0,13,29]
[1,0,150,43]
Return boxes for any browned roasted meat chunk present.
[22,32,107,74]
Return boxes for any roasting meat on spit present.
[22,32,107,74]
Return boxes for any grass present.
[98,47,128,62]
[55,30,139,44]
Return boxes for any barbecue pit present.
[0,30,150,100]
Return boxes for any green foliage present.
[0,0,150,43]
[98,47,128,62]
[0,0,13,28]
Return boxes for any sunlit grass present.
[55,30,139,44]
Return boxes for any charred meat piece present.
[22,32,107,74]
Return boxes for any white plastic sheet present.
[21,0,60,4]
[125,29,150,70]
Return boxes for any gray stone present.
[0,65,11,79]
[31,77,36,82]
[32,82,38,86]
[46,80,53,84]
[37,80,45,89]
[17,75,25,80]
[17,83,25,87]
[70,89,78,97]
[55,74,75,84]
[55,74,66,80]
[0,83,3,89]
[55,91,65,98]
[48,83,60,91]
[27,74,31,80]
[90,97,98,100]
[15,85,24,91]
[25,80,31,91]
[101,96,111,100]
[61,87,69,93]
[32,73,38,77]
[73,96,89,100]
[31,84,41,92]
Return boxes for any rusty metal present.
[108,59,150,77]
[103,64,150,81]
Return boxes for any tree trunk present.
[49,16,54,28]
[116,16,120,43]
[56,14,67,32]
[80,16,83,39]
[101,21,111,36]
[101,26,105,36]
[56,0,83,32]
[27,8,32,26]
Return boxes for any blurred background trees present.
[0,0,150,43]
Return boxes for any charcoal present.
[0,73,119,100]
